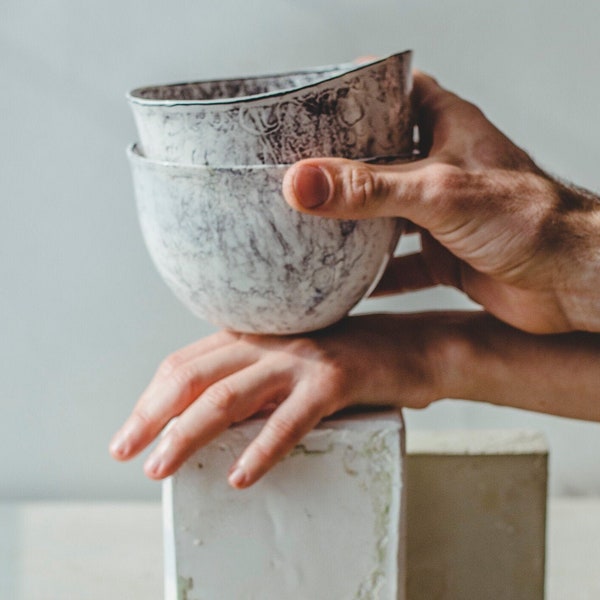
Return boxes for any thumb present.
[282,157,428,220]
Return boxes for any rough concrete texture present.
[164,410,406,600]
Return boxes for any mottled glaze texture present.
[128,51,413,166]
[128,146,404,334]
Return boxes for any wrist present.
[360,312,486,408]
[421,311,490,401]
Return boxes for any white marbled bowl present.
[128,51,413,166]
[128,145,404,334]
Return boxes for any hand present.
[282,72,600,334]
[109,313,454,488]
[110,311,600,487]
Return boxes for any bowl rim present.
[126,143,418,171]
[127,50,412,108]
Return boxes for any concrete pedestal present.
[163,410,406,600]
[406,430,548,600]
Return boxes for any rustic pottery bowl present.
[128,51,413,166]
[127,144,404,334]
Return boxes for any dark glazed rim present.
[127,50,412,107]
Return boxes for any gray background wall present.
[2,0,599,500]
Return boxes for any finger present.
[283,155,440,218]
[143,361,290,480]
[412,70,441,105]
[141,331,242,411]
[282,72,485,224]
[412,70,490,157]
[154,329,240,368]
[283,155,480,236]
[415,71,538,174]
[354,55,379,64]
[412,70,439,155]
[370,252,436,296]
[227,387,329,489]
[109,330,239,459]
[109,342,258,461]
[371,232,462,295]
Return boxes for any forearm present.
[553,179,600,333]
[440,312,600,421]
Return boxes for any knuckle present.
[284,337,320,358]
[131,407,152,429]
[202,381,237,416]
[168,364,198,397]
[157,356,199,397]
[319,363,347,399]
[343,165,380,211]
[157,351,187,380]
[166,423,193,451]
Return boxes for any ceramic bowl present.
[128,51,413,166]
[127,144,404,334]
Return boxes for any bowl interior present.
[128,51,411,105]
[131,67,347,103]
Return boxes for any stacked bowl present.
[127,50,414,334]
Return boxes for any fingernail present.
[109,432,129,458]
[293,165,331,208]
[228,464,247,489]
[109,419,141,458]
[144,453,164,478]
